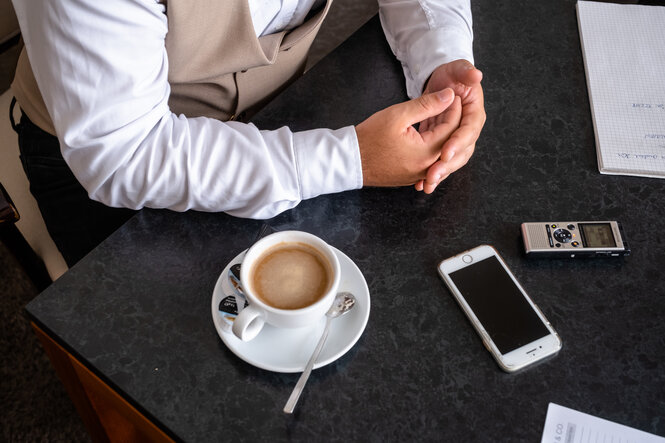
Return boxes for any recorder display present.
[579,223,616,248]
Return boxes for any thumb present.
[397,88,455,128]
[456,60,483,85]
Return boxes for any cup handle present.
[232,304,265,341]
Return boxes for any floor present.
[0,32,95,443]
[0,2,377,441]
[0,241,90,442]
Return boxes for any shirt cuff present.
[403,27,474,99]
[293,125,363,200]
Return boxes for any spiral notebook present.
[576,0,665,178]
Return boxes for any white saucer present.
[211,246,370,373]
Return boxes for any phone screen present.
[448,256,550,354]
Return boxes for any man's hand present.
[356,88,462,187]
[416,59,486,194]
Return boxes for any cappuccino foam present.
[251,242,332,310]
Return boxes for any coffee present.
[250,242,333,310]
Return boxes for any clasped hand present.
[356,59,485,193]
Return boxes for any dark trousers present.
[10,99,136,267]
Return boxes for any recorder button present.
[567,224,576,230]
[572,241,579,247]
[545,225,554,247]
[553,228,572,243]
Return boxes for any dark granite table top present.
[27,1,665,441]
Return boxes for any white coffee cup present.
[232,231,340,341]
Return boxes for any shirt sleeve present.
[378,0,474,99]
[12,0,363,219]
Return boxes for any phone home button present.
[462,254,473,263]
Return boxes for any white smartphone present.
[437,245,562,372]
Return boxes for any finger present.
[424,159,449,193]
[418,98,463,193]
[425,142,475,184]
[422,141,475,194]
[449,142,476,171]
[422,163,451,194]
[426,61,483,100]
[420,116,436,133]
[423,175,448,194]
[420,96,463,148]
[422,141,473,195]
[414,180,424,191]
[455,60,483,86]
[397,88,455,129]
[436,96,462,129]
[441,93,485,158]
[419,118,430,133]
[424,60,480,89]
[419,90,463,134]
[445,61,483,96]
[424,140,476,194]
[420,98,460,134]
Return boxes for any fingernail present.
[444,150,455,162]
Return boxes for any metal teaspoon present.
[228,263,244,296]
[283,291,357,414]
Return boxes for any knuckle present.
[415,95,434,113]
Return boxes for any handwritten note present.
[541,403,665,443]
[576,1,665,178]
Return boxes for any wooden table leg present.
[32,323,174,443]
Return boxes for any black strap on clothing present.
[9,96,19,133]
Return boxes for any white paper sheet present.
[576,1,665,178]
[541,403,665,443]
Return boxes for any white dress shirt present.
[250,0,326,37]
[12,0,473,219]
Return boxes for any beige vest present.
[11,0,332,136]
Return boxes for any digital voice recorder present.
[521,221,630,258]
